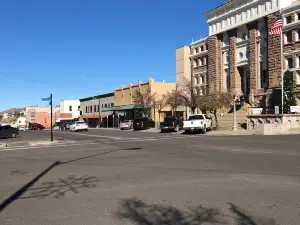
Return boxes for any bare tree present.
[133,88,157,119]
[197,92,232,129]
[153,94,168,124]
[167,85,184,116]
[178,77,198,114]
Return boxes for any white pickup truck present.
[183,114,212,134]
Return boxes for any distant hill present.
[0,108,25,115]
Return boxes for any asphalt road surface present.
[0,129,300,225]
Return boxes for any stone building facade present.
[176,0,300,110]
[282,2,300,90]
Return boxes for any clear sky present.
[0,0,225,111]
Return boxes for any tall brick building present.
[176,0,300,110]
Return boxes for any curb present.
[28,140,59,146]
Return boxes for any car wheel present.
[11,133,17,138]
[85,129,88,131]
[202,126,207,134]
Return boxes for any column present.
[248,21,258,103]
[207,35,222,93]
[229,29,241,94]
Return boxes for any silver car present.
[120,120,133,130]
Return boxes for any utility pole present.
[50,94,53,141]
[97,89,101,128]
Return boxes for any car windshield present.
[123,120,130,123]
[76,122,85,125]
[188,115,204,120]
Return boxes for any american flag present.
[269,15,283,35]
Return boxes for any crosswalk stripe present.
[0,135,203,152]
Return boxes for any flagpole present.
[280,11,284,115]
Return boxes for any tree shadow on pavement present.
[117,197,226,225]
[228,203,278,225]
[0,147,142,212]
[117,198,279,225]
[19,175,99,199]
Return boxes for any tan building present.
[177,0,300,113]
[113,78,176,123]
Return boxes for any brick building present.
[176,0,300,111]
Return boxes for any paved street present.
[0,130,300,225]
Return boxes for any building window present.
[94,105,96,112]
[69,106,72,112]
[102,104,104,108]
[200,75,204,85]
[285,15,292,24]
[97,105,100,112]
[286,57,293,69]
[194,76,199,85]
[285,31,293,43]
[194,47,199,54]
[111,103,114,107]
[226,70,230,91]
[90,106,92,113]
[78,106,80,111]
[297,71,300,85]
[86,106,88,113]
[104,103,107,108]
[200,46,204,52]
[261,67,268,88]
[241,32,248,41]
[298,12,300,21]
[239,52,244,59]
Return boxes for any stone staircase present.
[209,105,249,130]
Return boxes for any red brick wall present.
[268,11,282,88]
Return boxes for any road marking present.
[0,135,203,153]
[63,132,122,140]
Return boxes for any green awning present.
[101,104,137,112]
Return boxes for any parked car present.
[29,123,45,130]
[69,122,88,132]
[133,118,150,130]
[120,120,133,130]
[60,122,72,130]
[19,125,27,131]
[183,114,212,134]
[0,125,19,138]
[160,116,183,132]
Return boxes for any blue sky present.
[0,0,225,111]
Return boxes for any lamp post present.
[97,89,101,128]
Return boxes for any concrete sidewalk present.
[206,129,254,136]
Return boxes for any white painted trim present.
[283,20,300,31]
[189,50,208,59]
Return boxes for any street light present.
[232,90,238,131]
[97,89,101,128]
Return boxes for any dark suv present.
[0,125,19,138]
[133,118,150,130]
[160,116,183,132]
